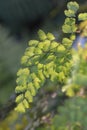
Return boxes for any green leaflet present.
[50,71,58,82]
[58,72,65,82]
[50,41,59,50]
[67,1,79,12]
[21,56,29,64]
[37,63,44,69]
[64,9,75,17]
[57,44,66,52]
[64,18,75,25]
[17,68,30,76]
[34,47,42,54]
[28,40,39,46]
[16,94,24,103]
[28,83,36,96]
[38,29,47,41]
[15,102,26,113]
[23,99,29,109]
[47,32,55,41]
[25,90,33,103]
[62,38,73,46]
[78,13,87,21]
[15,85,26,93]
[62,24,72,33]
[42,40,50,51]
[38,42,44,49]
[33,77,41,89]
[70,34,76,41]
[38,70,45,82]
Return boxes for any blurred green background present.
[0,0,87,129]
[0,0,87,105]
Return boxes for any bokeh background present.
[0,0,87,129]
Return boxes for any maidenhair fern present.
[15,1,87,112]
[64,1,79,17]
[15,29,73,112]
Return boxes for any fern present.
[15,29,73,112]
[15,1,86,112]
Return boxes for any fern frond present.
[15,28,73,112]
[15,1,80,112]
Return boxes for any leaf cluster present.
[15,1,87,113]
[15,2,87,130]
[15,29,73,112]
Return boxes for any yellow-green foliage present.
[15,1,87,113]
[15,29,73,112]
[78,13,87,21]
[62,45,87,97]
[64,1,79,17]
